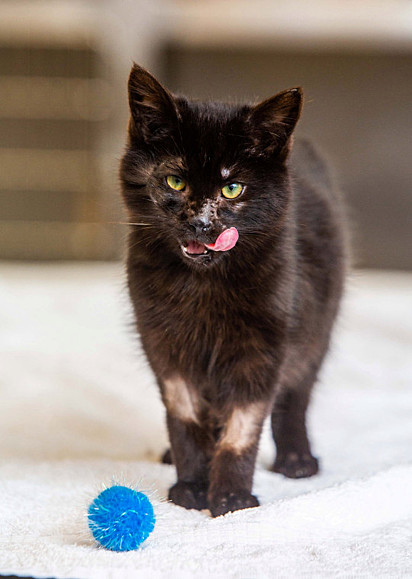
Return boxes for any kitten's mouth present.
[181,228,239,260]
[182,240,211,258]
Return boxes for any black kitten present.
[120,64,347,517]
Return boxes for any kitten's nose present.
[188,217,212,236]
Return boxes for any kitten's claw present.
[169,481,208,510]
[208,490,259,517]
[273,451,319,478]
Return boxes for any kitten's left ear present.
[247,87,303,159]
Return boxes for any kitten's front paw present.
[208,490,259,518]
[168,481,208,510]
[273,451,319,478]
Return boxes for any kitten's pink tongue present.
[205,227,239,252]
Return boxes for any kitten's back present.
[290,139,334,195]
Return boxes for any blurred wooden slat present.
[0,221,118,260]
[0,45,95,78]
[0,149,90,193]
[0,1,98,48]
[0,119,92,150]
[0,189,75,222]
[0,77,110,121]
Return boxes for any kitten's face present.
[121,65,302,269]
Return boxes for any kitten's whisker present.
[106,221,153,227]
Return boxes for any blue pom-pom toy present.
[88,485,156,551]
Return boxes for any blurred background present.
[0,0,411,269]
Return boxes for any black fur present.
[120,64,347,517]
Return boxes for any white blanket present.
[0,263,411,579]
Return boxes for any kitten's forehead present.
[175,99,248,177]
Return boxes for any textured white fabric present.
[0,263,411,579]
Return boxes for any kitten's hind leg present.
[271,374,319,478]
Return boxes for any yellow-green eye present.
[222,183,243,199]
[166,175,186,191]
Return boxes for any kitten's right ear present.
[246,87,303,159]
[127,63,179,143]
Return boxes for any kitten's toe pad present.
[273,451,319,478]
[209,490,259,518]
[168,481,208,510]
